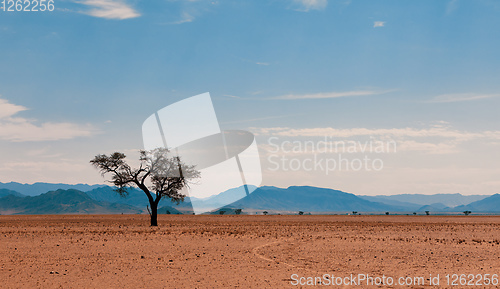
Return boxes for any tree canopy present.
[90,148,200,226]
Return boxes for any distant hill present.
[417,203,450,212]
[0,182,497,215]
[0,189,24,198]
[0,189,141,215]
[451,194,500,212]
[359,196,421,211]
[0,182,106,196]
[191,185,257,210]
[210,208,245,215]
[224,186,401,212]
[157,205,184,215]
[362,193,489,207]
[85,186,150,208]
[85,186,193,212]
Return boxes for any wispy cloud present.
[221,113,303,125]
[171,12,195,24]
[0,160,91,183]
[235,56,271,66]
[251,125,499,140]
[78,0,140,20]
[272,89,394,100]
[0,98,99,142]
[427,93,499,103]
[0,26,11,33]
[292,0,328,12]
[163,0,220,25]
[397,140,460,154]
[223,94,241,99]
[373,21,385,28]
[446,0,459,15]
[252,124,500,154]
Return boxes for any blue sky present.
[1,0,500,195]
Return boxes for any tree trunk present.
[150,203,158,226]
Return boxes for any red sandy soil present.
[1,215,499,288]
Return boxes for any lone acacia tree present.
[90,148,199,226]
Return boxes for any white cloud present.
[293,0,328,11]
[256,62,270,66]
[373,21,385,28]
[427,93,499,103]
[0,98,99,142]
[0,98,28,118]
[273,89,394,100]
[78,0,140,20]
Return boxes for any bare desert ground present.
[1,215,499,288]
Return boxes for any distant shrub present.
[298,211,304,215]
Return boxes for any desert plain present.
[1,215,499,288]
